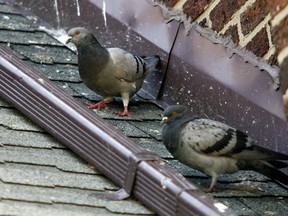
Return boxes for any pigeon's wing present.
[108,48,147,82]
[181,119,251,156]
[181,119,287,160]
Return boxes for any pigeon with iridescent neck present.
[66,27,160,116]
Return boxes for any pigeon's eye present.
[75,30,80,35]
[172,111,177,116]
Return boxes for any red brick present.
[246,27,269,57]
[240,0,269,35]
[210,0,247,32]
[183,0,213,21]
[266,0,288,17]
[223,24,239,45]
[160,0,179,8]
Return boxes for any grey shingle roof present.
[0,100,154,216]
[0,1,287,215]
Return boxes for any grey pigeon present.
[66,27,160,116]
[161,105,288,192]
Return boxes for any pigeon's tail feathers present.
[143,55,161,73]
[251,145,288,160]
[267,160,288,169]
[240,160,288,187]
[260,161,288,188]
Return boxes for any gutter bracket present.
[91,151,161,200]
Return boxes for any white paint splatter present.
[214,202,228,213]
[102,0,107,27]
[38,26,77,51]
[75,0,81,16]
[2,15,10,20]
[160,177,171,190]
[54,0,60,27]
[62,83,68,89]
[38,78,44,84]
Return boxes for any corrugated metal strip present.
[134,161,225,216]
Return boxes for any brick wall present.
[158,0,276,64]
[157,0,288,119]
[266,0,288,119]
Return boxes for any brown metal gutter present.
[0,45,234,215]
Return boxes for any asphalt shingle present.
[0,187,153,215]
[0,201,118,216]
[1,128,64,148]
[0,30,63,45]
[0,163,116,190]
[0,13,36,31]
[27,63,81,82]
[0,108,43,132]
[11,44,77,64]
[0,146,97,174]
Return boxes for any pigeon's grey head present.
[161,105,189,125]
[66,27,94,46]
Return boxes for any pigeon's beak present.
[160,116,168,125]
[66,37,72,44]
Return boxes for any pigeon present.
[66,27,160,116]
[161,105,288,192]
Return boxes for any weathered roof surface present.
[0,1,287,215]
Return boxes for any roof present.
[0,1,287,215]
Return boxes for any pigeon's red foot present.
[85,101,107,110]
[115,110,132,117]
[115,106,132,117]
[202,187,214,193]
[202,182,216,193]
